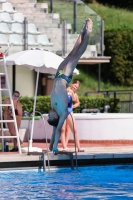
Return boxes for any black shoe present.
[10,147,18,152]
[78,149,84,152]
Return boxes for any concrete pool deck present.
[0,142,133,169]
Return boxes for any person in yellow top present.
[48,18,93,154]
[4,91,22,152]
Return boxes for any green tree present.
[103,29,133,85]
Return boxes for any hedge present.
[2,96,120,114]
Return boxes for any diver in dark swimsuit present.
[48,18,93,154]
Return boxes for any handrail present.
[70,113,78,170]
[27,111,50,172]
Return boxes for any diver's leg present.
[70,19,93,61]
[60,33,90,77]
[74,33,90,59]
[53,111,68,153]
[58,19,93,76]
[70,20,88,56]
[66,18,92,57]
[49,126,56,151]
[57,19,92,72]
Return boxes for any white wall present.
[16,65,35,97]
[1,65,35,97]
[21,113,133,141]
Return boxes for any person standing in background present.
[4,91,22,152]
[60,80,84,152]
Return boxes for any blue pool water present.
[0,165,133,200]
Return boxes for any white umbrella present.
[0,49,79,153]
[1,49,79,74]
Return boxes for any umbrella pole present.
[29,69,39,148]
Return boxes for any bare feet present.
[81,20,87,35]
[81,18,93,36]
[86,18,93,33]
[62,147,69,152]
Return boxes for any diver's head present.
[47,109,59,127]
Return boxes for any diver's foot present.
[81,20,87,35]
[86,18,93,33]
[52,148,58,155]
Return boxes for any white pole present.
[0,75,4,151]
[28,68,39,148]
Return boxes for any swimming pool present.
[0,165,133,199]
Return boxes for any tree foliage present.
[103,29,133,85]
[96,0,133,10]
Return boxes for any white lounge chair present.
[1,2,17,13]
[76,0,84,4]
[52,13,60,19]
[0,33,8,45]
[11,23,23,34]
[89,45,97,57]
[67,23,72,34]
[13,12,24,23]
[9,34,23,45]
[0,22,12,33]
[28,34,38,45]
[28,23,40,34]
[0,13,14,23]
[37,34,53,46]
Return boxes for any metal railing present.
[27,111,50,172]
[83,90,133,113]
[119,101,133,113]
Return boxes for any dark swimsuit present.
[55,70,72,84]
[8,102,19,118]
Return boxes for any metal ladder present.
[42,113,77,171]
[0,49,21,154]
[27,111,50,171]
[54,151,75,170]
[27,113,77,171]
